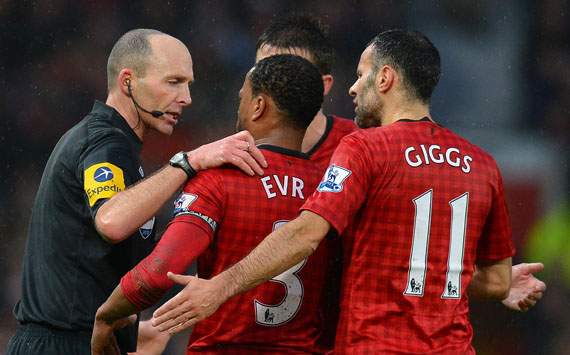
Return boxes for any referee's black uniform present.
[8,101,156,355]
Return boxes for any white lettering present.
[446,148,461,167]
[405,147,423,167]
[404,145,472,173]
[420,144,430,165]
[428,145,444,163]
[292,177,304,199]
[273,174,288,196]
[462,155,472,173]
[261,176,276,199]
[261,175,305,199]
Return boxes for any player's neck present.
[382,100,431,126]
[301,110,327,152]
[255,127,305,152]
[106,94,146,141]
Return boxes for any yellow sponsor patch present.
[84,162,126,207]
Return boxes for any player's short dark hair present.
[256,15,334,75]
[107,28,166,91]
[368,30,441,103]
[250,54,323,129]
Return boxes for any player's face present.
[135,35,194,136]
[236,74,253,132]
[349,46,383,128]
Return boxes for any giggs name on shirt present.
[404,144,473,173]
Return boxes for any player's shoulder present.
[330,115,358,134]
[339,125,386,147]
[442,127,498,164]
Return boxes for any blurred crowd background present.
[0,1,568,354]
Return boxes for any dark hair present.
[368,30,441,103]
[106,28,166,91]
[256,15,334,75]
[250,54,324,129]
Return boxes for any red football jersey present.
[178,145,329,354]
[306,114,357,351]
[302,118,515,354]
[307,115,358,171]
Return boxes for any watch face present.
[171,152,184,164]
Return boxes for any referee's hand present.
[91,314,137,355]
[187,130,267,176]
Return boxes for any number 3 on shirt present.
[254,220,307,326]
[404,189,469,299]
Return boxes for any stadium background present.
[0,1,568,354]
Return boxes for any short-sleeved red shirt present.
[181,145,329,354]
[302,118,515,354]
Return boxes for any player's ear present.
[252,94,266,121]
[322,74,334,96]
[377,65,397,94]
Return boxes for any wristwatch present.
[169,151,197,179]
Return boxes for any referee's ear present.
[117,69,134,96]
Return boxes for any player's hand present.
[131,319,171,355]
[187,131,268,176]
[151,272,224,334]
[502,262,546,312]
[91,314,137,355]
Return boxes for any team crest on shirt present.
[317,164,352,193]
[173,193,198,215]
[139,217,155,239]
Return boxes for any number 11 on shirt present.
[404,189,469,299]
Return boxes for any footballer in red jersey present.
[303,119,514,354]
[91,55,330,354]
[176,147,325,354]
[254,17,358,352]
[148,30,546,355]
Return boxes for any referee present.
[7,29,266,355]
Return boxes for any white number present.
[254,220,307,326]
[404,190,469,299]
[403,190,432,297]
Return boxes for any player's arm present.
[151,210,330,333]
[91,217,211,353]
[469,160,529,302]
[467,257,512,300]
[152,132,373,334]
[95,131,266,243]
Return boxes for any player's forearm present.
[468,257,512,300]
[213,211,329,301]
[95,166,187,243]
[95,285,139,324]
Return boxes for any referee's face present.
[137,35,194,136]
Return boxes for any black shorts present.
[6,323,92,355]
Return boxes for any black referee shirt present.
[14,101,156,351]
